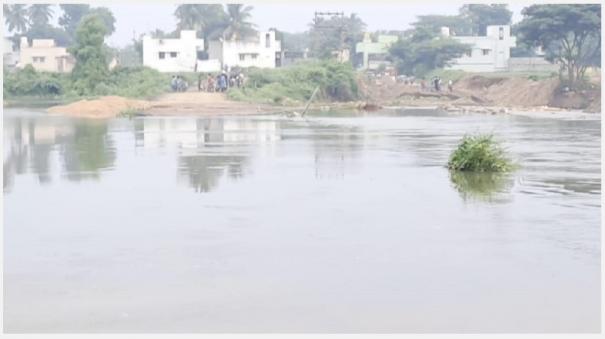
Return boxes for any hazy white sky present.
[4,1,531,48]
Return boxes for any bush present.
[3,65,69,97]
[105,66,168,98]
[228,60,359,104]
[447,134,514,172]
[3,65,168,100]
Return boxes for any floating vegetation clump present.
[447,134,514,172]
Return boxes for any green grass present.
[447,134,515,172]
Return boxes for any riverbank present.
[357,73,601,114]
[8,69,602,119]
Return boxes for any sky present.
[3,1,531,48]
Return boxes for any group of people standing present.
[170,75,188,92]
[198,71,245,93]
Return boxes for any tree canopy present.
[69,14,110,95]
[3,4,29,33]
[517,4,601,87]
[223,4,257,40]
[308,13,366,61]
[27,4,53,27]
[389,35,470,77]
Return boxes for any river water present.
[3,108,601,333]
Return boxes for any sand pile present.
[47,96,152,119]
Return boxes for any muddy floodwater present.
[3,108,601,333]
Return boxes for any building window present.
[251,53,258,60]
[239,54,245,61]
[159,52,165,59]
[33,56,45,63]
[482,49,490,56]
[499,27,504,40]
[197,50,208,60]
[170,52,178,58]
[465,50,472,57]
[265,33,271,48]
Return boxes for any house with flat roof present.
[143,30,210,73]
[18,37,75,73]
[355,33,399,70]
[208,30,282,70]
[442,25,517,72]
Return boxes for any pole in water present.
[301,86,320,117]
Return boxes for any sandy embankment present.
[359,74,601,114]
[47,96,151,119]
[47,92,284,119]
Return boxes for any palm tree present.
[3,4,29,33]
[174,4,202,32]
[223,4,256,41]
[27,4,54,26]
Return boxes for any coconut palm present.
[27,4,54,26]
[3,4,29,33]
[223,4,256,41]
[174,4,202,32]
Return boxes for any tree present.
[459,4,512,36]
[223,4,256,40]
[517,4,601,87]
[389,36,470,77]
[3,4,29,33]
[412,15,471,36]
[88,7,116,36]
[308,13,367,61]
[59,4,90,39]
[69,14,110,95]
[174,5,202,32]
[174,4,228,43]
[27,4,54,27]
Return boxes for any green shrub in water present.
[447,134,514,172]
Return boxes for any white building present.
[143,30,210,73]
[18,37,75,73]
[208,30,282,69]
[442,25,517,72]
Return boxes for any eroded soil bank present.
[359,74,601,114]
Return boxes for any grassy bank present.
[227,60,359,105]
[3,65,169,105]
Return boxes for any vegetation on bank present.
[3,65,168,101]
[448,135,514,172]
[227,60,359,105]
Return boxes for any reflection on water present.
[178,155,248,193]
[3,116,116,191]
[449,171,514,203]
[62,123,116,181]
[3,109,601,333]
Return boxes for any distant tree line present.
[3,4,115,48]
